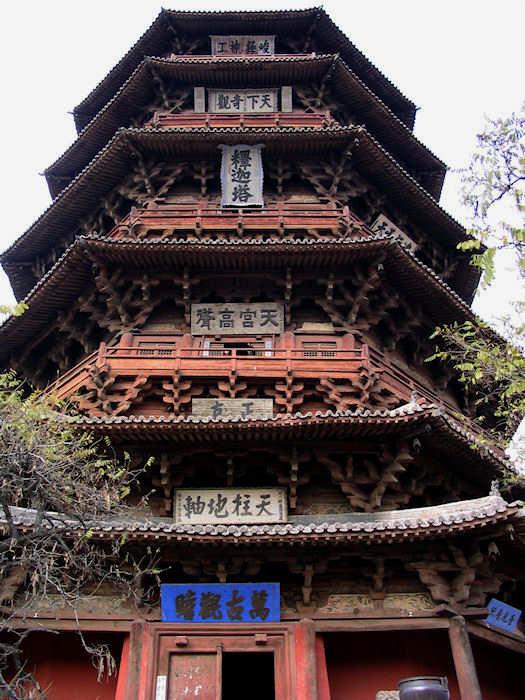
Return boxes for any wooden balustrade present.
[150,111,331,129]
[109,201,353,239]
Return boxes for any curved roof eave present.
[1,125,466,286]
[72,8,417,132]
[46,54,445,200]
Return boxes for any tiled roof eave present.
[45,53,445,199]
[2,495,516,546]
[72,8,416,132]
[1,125,466,278]
[70,406,509,471]
[0,235,478,354]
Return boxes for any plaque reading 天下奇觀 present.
[191,302,283,335]
[209,89,278,113]
[174,488,287,525]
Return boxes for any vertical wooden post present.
[115,635,130,700]
[295,618,318,700]
[448,616,482,700]
[315,635,331,700]
[125,621,154,700]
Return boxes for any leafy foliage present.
[430,105,524,461]
[0,372,153,698]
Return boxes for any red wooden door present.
[156,631,290,700]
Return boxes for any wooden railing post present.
[448,616,482,700]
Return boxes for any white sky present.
[0,0,523,321]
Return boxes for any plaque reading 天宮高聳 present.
[191,302,283,335]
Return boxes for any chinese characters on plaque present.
[210,35,275,56]
[485,598,522,632]
[371,214,417,253]
[209,89,278,113]
[191,303,283,335]
[174,488,287,525]
[161,583,281,623]
[220,144,264,207]
[192,399,274,419]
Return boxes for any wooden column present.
[448,616,482,700]
[295,618,318,700]
[125,621,154,700]
[115,635,130,700]
[315,634,331,700]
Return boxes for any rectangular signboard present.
[486,598,522,632]
[191,302,284,335]
[210,35,275,56]
[161,582,280,623]
[209,89,278,113]
[192,398,273,419]
[220,143,264,207]
[174,487,287,525]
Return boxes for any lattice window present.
[301,341,337,357]
[136,341,176,357]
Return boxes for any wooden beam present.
[295,618,318,700]
[467,620,525,656]
[448,616,482,700]
[316,618,450,632]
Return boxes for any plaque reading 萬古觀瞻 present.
[191,302,284,335]
[174,488,287,524]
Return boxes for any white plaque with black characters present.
[192,399,274,419]
[191,302,283,335]
[174,488,287,524]
[210,35,275,56]
[219,143,264,207]
[209,89,279,113]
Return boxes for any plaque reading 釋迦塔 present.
[191,302,283,335]
[219,144,264,207]
[192,398,273,419]
[174,488,287,524]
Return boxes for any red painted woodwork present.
[20,631,123,700]
[316,635,331,700]
[151,111,331,129]
[115,635,130,700]
[109,201,350,239]
[471,637,524,700]
[324,631,460,700]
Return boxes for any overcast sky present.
[0,0,523,321]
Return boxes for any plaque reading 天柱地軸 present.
[161,583,281,623]
[191,302,283,335]
[209,89,279,113]
[210,35,275,56]
[219,144,264,207]
[173,488,287,525]
[192,399,274,419]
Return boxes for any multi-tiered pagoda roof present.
[2,9,524,698]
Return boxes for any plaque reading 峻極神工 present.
[174,488,287,524]
[210,35,275,56]
[219,144,264,207]
[191,302,284,335]
[192,398,274,419]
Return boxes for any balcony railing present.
[48,341,458,417]
[109,201,354,239]
[149,111,331,129]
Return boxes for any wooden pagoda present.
[1,8,524,700]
